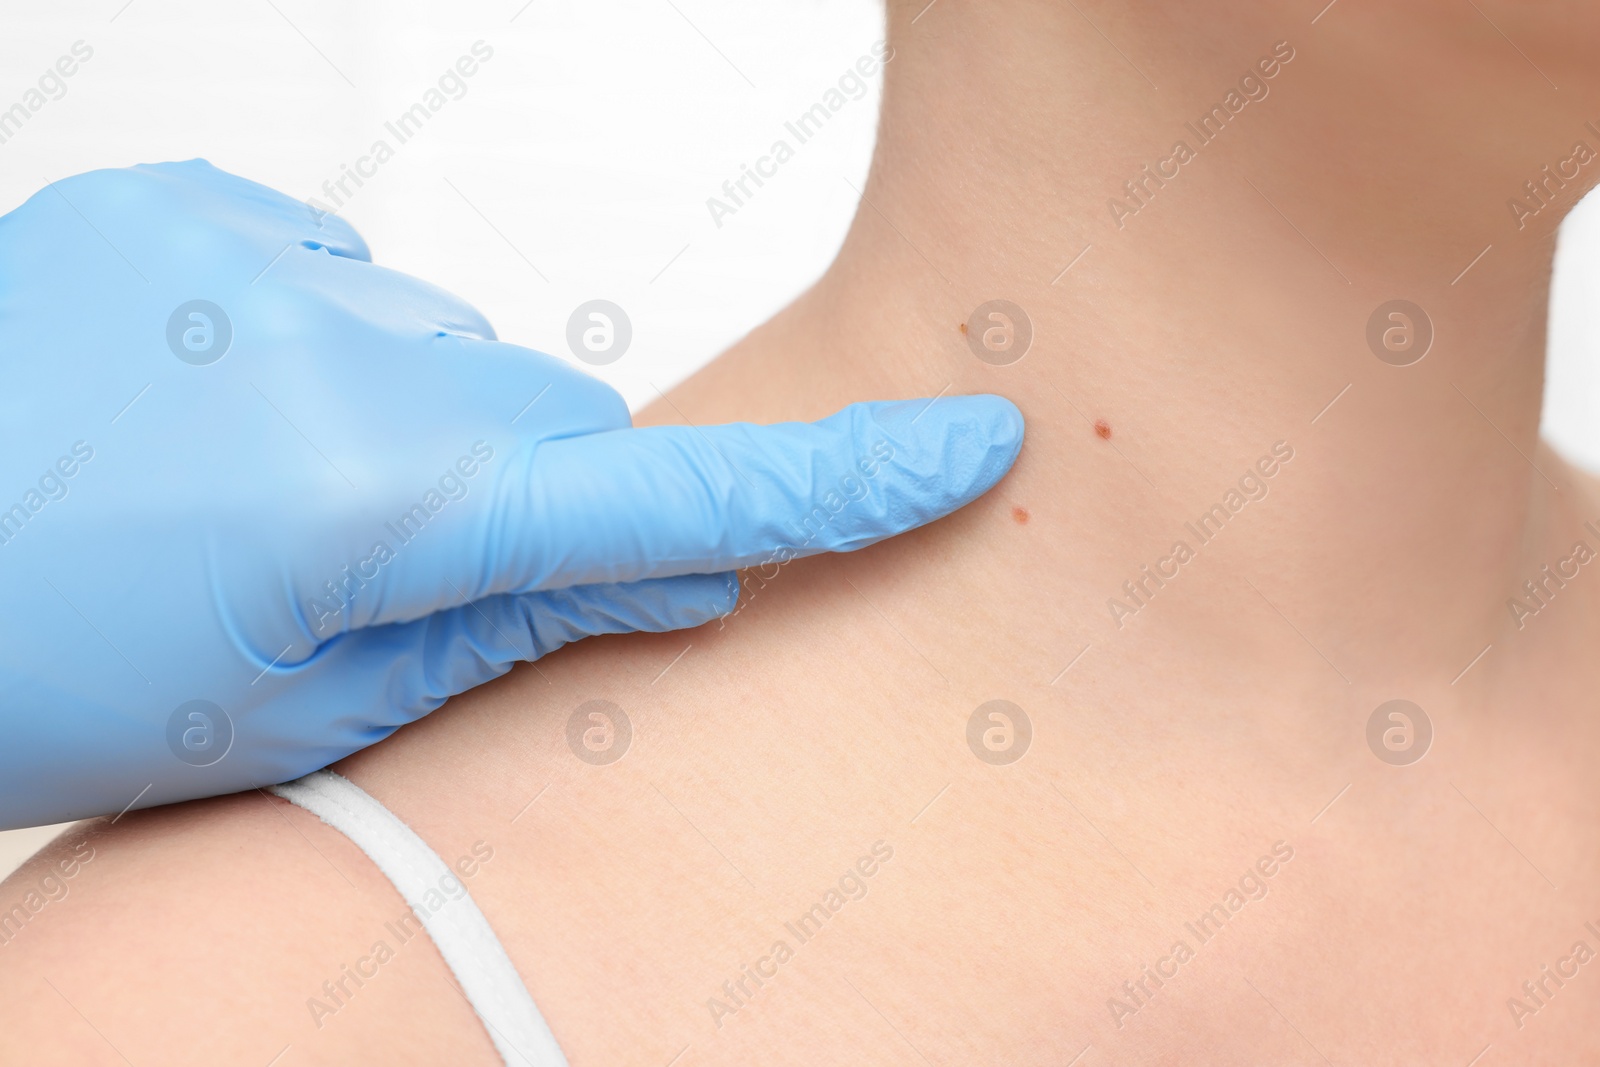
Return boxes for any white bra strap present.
[268,769,568,1067]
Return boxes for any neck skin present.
[658,0,1600,710]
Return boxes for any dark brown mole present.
[1094,419,1112,440]
[958,322,968,335]
[1011,506,1030,525]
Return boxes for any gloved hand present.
[0,160,1023,830]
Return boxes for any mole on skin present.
[1011,506,1030,524]
[958,322,968,335]
[1094,419,1112,440]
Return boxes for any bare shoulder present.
[0,793,496,1066]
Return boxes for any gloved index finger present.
[470,393,1024,597]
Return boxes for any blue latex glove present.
[0,161,1023,830]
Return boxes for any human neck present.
[664,0,1600,702]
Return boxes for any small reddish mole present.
[1011,506,1030,525]
[958,322,968,335]
[1094,419,1113,440]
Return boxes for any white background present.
[2,0,1597,873]
[2,0,888,411]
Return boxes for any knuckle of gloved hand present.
[89,162,234,228]
[505,362,631,440]
[302,263,494,343]
[60,164,167,212]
